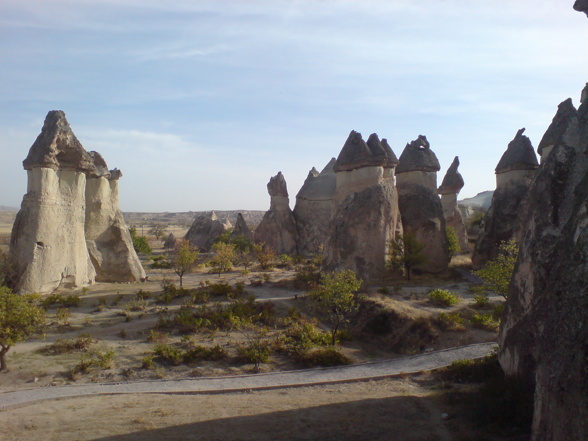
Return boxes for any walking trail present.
[0,342,497,410]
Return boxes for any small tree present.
[308,269,362,345]
[171,239,199,288]
[129,227,152,255]
[211,242,236,277]
[473,239,518,299]
[0,287,45,371]
[0,247,18,289]
[148,223,166,241]
[254,243,276,270]
[387,231,427,281]
[446,226,461,260]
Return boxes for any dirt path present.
[1,342,496,410]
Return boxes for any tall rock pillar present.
[438,156,469,251]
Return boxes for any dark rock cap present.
[438,156,465,195]
[574,0,588,16]
[267,171,289,198]
[396,135,441,173]
[495,128,539,174]
[334,131,398,172]
[23,110,96,172]
[537,99,579,156]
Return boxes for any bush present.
[129,227,152,255]
[284,322,332,352]
[295,347,352,367]
[42,294,81,308]
[236,341,271,366]
[153,343,183,365]
[469,313,499,331]
[428,289,460,307]
[437,312,466,331]
[40,333,96,355]
[473,294,490,308]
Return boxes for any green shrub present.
[153,343,183,365]
[437,312,466,331]
[40,333,97,355]
[284,322,332,352]
[184,344,227,363]
[473,294,490,308]
[236,341,271,365]
[141,355,155,369]
[469,313,499,330]
[296,347,352,367]
[428,289,460,307]
[42,293,80,308]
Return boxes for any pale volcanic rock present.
[85,163,146,283]
[498,88,588,441]
[396,136,449,273]
[472,129,539,267]
[254,172,299,254]
[293,158,336,255]
[185,211,232,252]
[230,213,253,243]
[323,132,401,280]
[438,157,469,251]
[11,111,145,293]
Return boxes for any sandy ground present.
[0,375,453,441]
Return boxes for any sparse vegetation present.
[428,289,460,307]
[210,242,236,276]
[129,226,152,255]
[387,231,427,281]
[473,239,518,299]
[41,333,97,355]
[254,243,276,270]
[446,226,461,259]
[171,239,199,287]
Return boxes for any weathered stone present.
[472,129,539,267]
[185,211,232,252]
[323,132,401,281]
[395,135,440,174]
[10,111,145,293]
[85,166,146,283]
[498,88,588,441]
[438,157,469,251]
[230,213,253,243]
[537,99,580,161]
[164,233,177,250]
[293,158,336,255]
[574,0,588,16]
[254,172,299,254]
[396,137,449,273]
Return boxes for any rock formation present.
[395,135,449,273]
[230,213,253,243]
[472,129,539,267]
[574,0,588,16]
[498,86,588,441]
[254,172,299,254]
[163,233,177,250]
[293,158,336,255]
[323,131,401,280]
[438,156,469,251]
[185,211,232,251]
[10,110,144,293]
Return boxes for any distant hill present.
[123,210,266,230]
[0,206,18,212]
[458,191,493,210]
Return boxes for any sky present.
[1,0,587,212]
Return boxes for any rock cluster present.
[438,156,469,251]
[396,136,449,273]
[10,111,145,293]
[293,158,336,255]
[185,211,232,251]
[230,213,253,243]
[163,233,177,250]
[323,131,402,280]
[472,129,539,267]
[254,172,299,254]
[498,85,588,441]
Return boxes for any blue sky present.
[1,0,587,212]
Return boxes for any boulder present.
[230,213,253,243]
[293,158,336,255]
[10,110,144,293]
[498,89,588,441]
[323,132,401,280]
[472,129,539,267]
[254,172,299,254]
[396,136,449,273]
[438,157,469,251]
[185,211,232,252]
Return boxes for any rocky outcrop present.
[254,172,299,254]
[323,131,401,280]
[185,211,232,251]
[163,233,177,250]
[498,88,588,441]
[293,158,336,255]
[438,156,469,251]
[230,213,253,243]
[10,110,144,293]
[472,129,539,267]
[574,0,588,16]
[396,135,449,273]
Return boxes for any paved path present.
[0,342,497,410]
